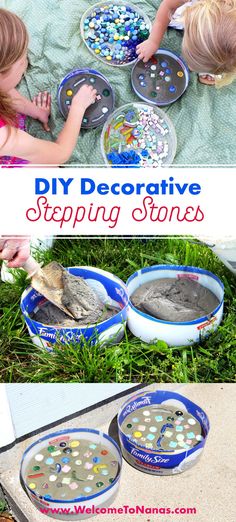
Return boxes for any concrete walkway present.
[0,383,235,522]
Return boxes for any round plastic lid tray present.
[57,69,115,129]
[101,102,177,166]
[131,49,189,106]
[81,1,152,67]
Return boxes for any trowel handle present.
[21,256,42,278]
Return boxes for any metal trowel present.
[22,256,75,318]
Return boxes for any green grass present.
[0,238,235,383]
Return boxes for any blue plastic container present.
[127,265,224,346]
[21,267,128,350]
[118,389,210,475]
[20,428,122,520]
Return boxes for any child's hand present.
[136,39,158,63]
[33,91,51,132]
[72,84,97,112]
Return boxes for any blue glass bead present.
[93,457,101,463]
[61,457,70,464]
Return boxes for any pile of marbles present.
[103,104,174,166]
[82,2,150,65]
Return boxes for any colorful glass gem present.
[84,486,92,493]
[35,454,44,462]
[45,458,54,465]
[103,89,110,97]
[49,475,57,482]
[61,457,70,464]
[93,457,101,463]
[146,434,155,441]
[28,483,36,489]
[133,431,142,438]
[69,440,80,448]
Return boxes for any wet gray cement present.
[32,269,117,327]
[131,278,220,322]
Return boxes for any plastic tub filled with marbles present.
[58,69,115,129]
[118,389,210,476]
[20,428,122,520]
[81,1,151,67]
[21,266,128,350]
[131,49,189,106]
[127,265,224,346]
[101,102,177,166]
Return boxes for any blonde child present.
[137,0,236,86]
[0,8,97,165]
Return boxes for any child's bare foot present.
[198,74,222,85]
[33,91,51,131]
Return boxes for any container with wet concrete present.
[127,265,224,346]
[21,267,128,349]
[131,278,219,323]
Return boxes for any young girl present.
[0,8,97,165]
[137,0,236,86]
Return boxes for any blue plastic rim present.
[131,48,190,106]
[20,267,128,346]
[118,390,210,469]
[57,68,115,122]
[20,428,122,504]
[127,264,224,326]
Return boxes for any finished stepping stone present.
[118,390,210,476]
[81,1,151,66]
[132,49,189,105]
[58,69,115,129]
[21,429,122,519]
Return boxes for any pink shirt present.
[0,114,29,166]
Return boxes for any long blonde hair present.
[182,0,236,87]
[0,8,28,124]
